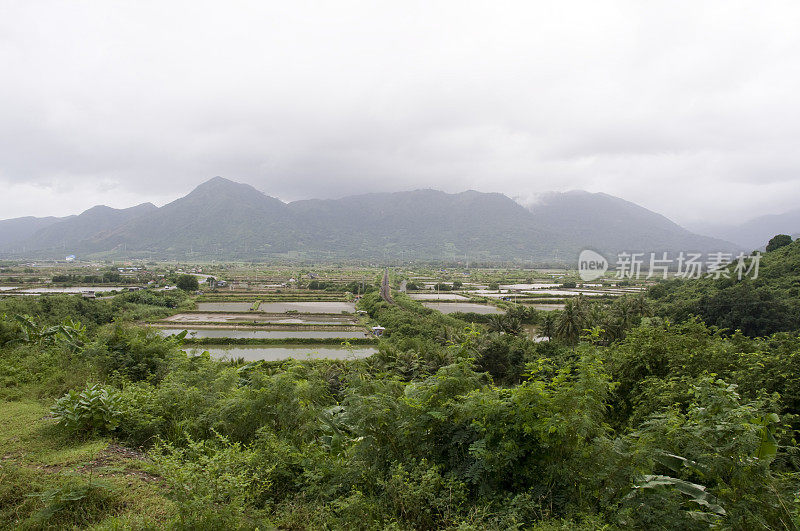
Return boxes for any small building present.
[81,290,96,299]
[371,326,386,337]
[215,280,227,287]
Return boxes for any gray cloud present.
[2,1,799,225]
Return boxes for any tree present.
[539,312,556,339]
[555,299,586,345]
[630,294,652,319]
[766,234,793,252]
[102,270,122,283]
[487,313,523,336]
[176,274,199,292]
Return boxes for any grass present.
[0,400,174,529]
[0,401,108,466]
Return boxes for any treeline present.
[51,268,158,285]
[405,281,464,291]
[306,279,378,294]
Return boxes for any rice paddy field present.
[182,344,378,361]
[0,261,650,360]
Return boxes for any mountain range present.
[689,209,800,250]
[0,177,747,262]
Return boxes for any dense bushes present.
[651,239,800,336]
[87,324,181,383]
[3,283,800,527]
[0,291,190,334]
[115,289,188,308]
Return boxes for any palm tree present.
[574,294,589,317]
[487,313,523,336]
[585,303,607,329]
[487,314,506,334]
[631,294,653,319]
[539,313,557,340]
[610,296,635,331]
[555,299,586,345]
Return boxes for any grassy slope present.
[0,400,174,529]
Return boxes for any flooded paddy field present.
[256,301,356,313]
[162,312,358,325]
[522,303,566,311]
[197,293,349,302]
[196,302,257,312]
[422,302,504,314]
[407,293,470,300]
[464,291,512,299]
[158,328,369,339]
[192,301,357,313]
[196,301,356,312]
[468,289,606,298]
[17,286,129,293]
[499,283,562,290]
[184,345,377,361]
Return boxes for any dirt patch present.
[75,444,162,484]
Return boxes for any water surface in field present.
[422,302,504,314]
[159,328,368,339]
[257,302,356,313]
[522,303,565,311]
[0,286,21,291]
[196,302,255,312]
[521,289,604,297]
[466,290,509,298]
[500,283,562,290]
[184,345,377,361]
[18,286,126,293]
[408,293,469,300]
[164,312,354,324]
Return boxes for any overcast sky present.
[2,1,799,227]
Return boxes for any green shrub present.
[152,435,271,528]
[51,383,123,436]
[88,324,180,383]
[382,460,467,528]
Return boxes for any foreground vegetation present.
[1,247,800,529]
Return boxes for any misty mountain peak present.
[182,177,285,208]
[0,177,740,258]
